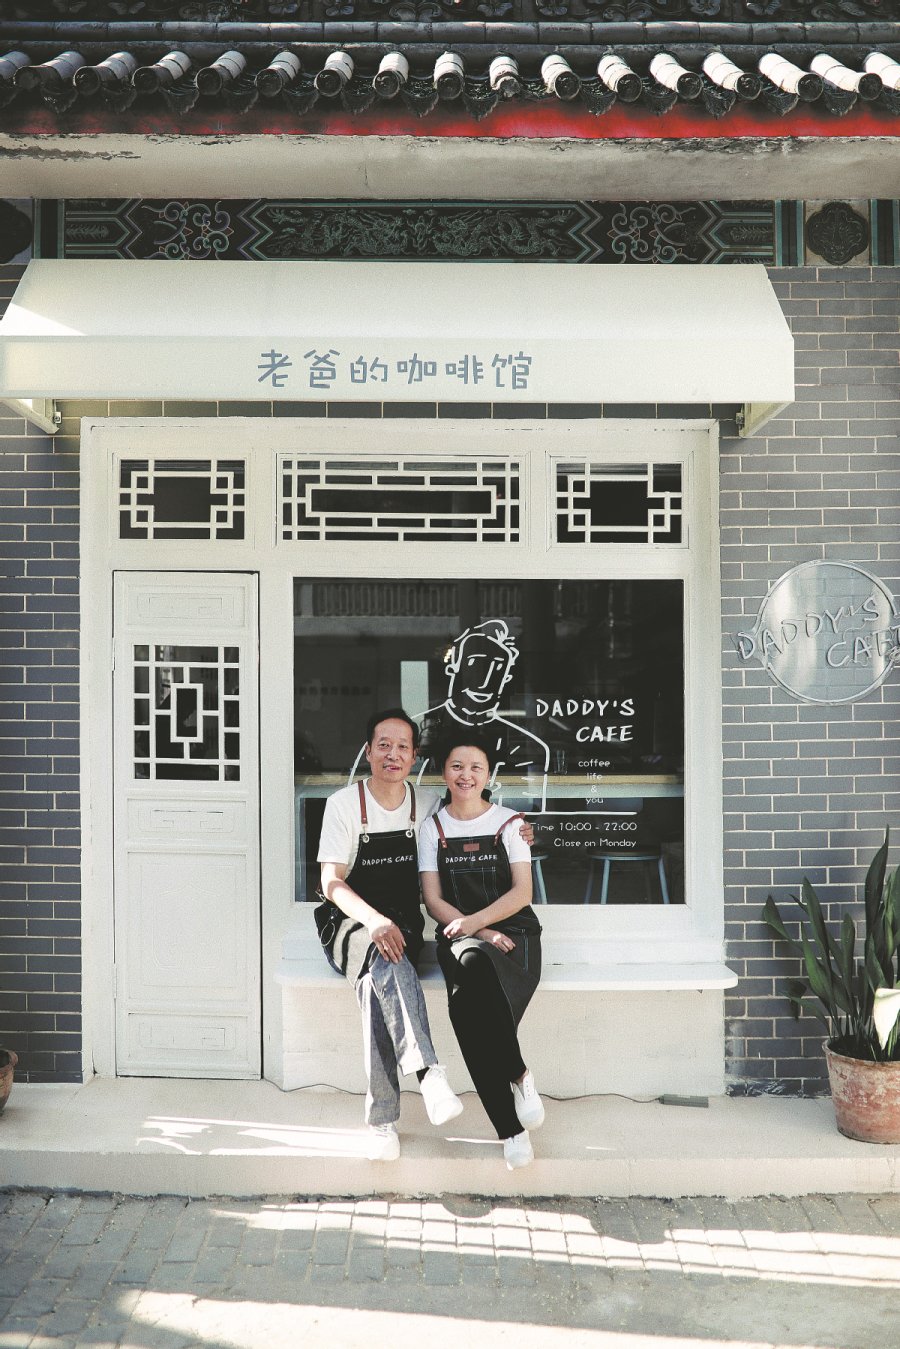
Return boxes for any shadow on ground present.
[1,1191,898,1349]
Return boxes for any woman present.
[418,735,544,1169]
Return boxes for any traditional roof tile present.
[4,3,895,20]
[1,19,899,123]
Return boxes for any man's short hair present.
[365,707,420,750]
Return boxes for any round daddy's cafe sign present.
[734,561,900,704]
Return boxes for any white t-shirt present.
[418,804,531,874]
[317,779,440,873]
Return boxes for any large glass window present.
[294,577,683,906]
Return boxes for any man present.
[318,708,463,1161]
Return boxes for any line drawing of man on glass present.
[348,619,550,811]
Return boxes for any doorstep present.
[2,1078,899,1200]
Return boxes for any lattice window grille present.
[133,644,241,781]
[554,461,683,545]
[119,458,246,541]
[280,455,521,543]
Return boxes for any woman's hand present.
[367,917,405,963]
[476,927,516,954]
[519,819,535,847]
[442,915,482,941]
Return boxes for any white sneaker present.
[419,1065,464,1126]
[367,1122,400,1161]
[503,1131,534,1170]
[511,1070,545,1130]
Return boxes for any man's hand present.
[476,927,516,953]
[519,819,535,847]
[368,917,405,963]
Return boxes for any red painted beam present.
[1,100,899,140]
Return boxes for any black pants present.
[440,945,526,1140]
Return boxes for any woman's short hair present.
[436,731,499,774]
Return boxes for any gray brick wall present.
[3,256,898,1091]
[721,266,900,1096]
[0,263,81,1082]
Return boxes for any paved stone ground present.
[2,1191,900,1349]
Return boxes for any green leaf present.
[786,982,832,1032]
[865,925,893,988]
[799,879,840,1012]
[830,977,854,1018]
[839,912,857,1004]
[762,894,802,954]
[786,977,809,1020]
[864,832,889,943]
[802,878,840,964]
[801,935,839,1021]
[858,959,873,1025]
[795,998,831,1032]
[884,867,900,970]
[865,936,888,998]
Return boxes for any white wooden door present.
[112,572,260,1077]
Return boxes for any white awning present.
[0,259,794,435]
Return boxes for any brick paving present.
[1,1191,899,1348]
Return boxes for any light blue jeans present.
[355,952,439,1125]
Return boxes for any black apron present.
[326,780,423,986]
[434,809,542,1026]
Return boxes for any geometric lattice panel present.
[133,644,240,781]
[555,462,683,545]
[119,459,246,541]
[280,456,521,543]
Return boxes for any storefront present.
[1,7,899,1101]
[0,256,796,1094]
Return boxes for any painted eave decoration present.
[1,16,900,135]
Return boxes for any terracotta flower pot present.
[0,1048,17,1116]
[825,1044,900,1144]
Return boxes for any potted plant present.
[0,1048,16,1115]
[762,833,900,1143]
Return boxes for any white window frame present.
[81,417,723,1081]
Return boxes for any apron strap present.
[494,812,527,845]
[360,779,417,838]
[357,779,369,842]
[435,809,524,848]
